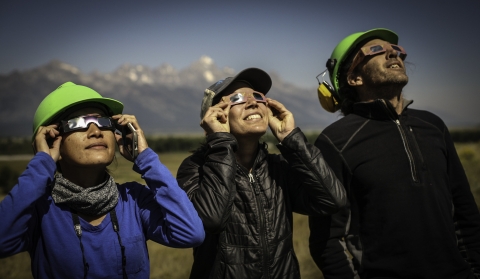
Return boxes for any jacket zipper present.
[394,119,419,182]
[379,100,419,183]
[409,126,425,165]
[248,172,270,278]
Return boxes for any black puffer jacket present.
[177,128,346,279]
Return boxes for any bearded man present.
[309,28,480,279]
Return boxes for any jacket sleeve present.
[133,148,205,248]
[0,152,56,258]
[276,127,346,216]
[308,133,359,279]
[176,133,238,234]
[444,126,480,276]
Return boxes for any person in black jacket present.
[309,28,480,278]
[176,67,346,279]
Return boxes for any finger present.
[266,98,287,112]
[223,103,231,116]
[217,106,230,123]
[114,131,123,143]
[268,99,292,119]
[115,114,133,125]
[48,128,59,139]
[206,107,225,114]
[213,102,229,109]
[206,107,227,120]
[266,104,275,117]
[52,136,62,149]
[111,114,123,120]
[36,126,58,140]
[116,114,143,132]
[123,115,138,127]
[34,126,55,154]
[209,109,227,123]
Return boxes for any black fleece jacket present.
[177,128,346,279]
[309,99,480,279]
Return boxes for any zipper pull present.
[249,173,259,195]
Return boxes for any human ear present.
[347,73,363,87]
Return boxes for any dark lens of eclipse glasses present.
[252,92,265,101]
[229,92,266,104]
[62,116,114,133]
[229,93,243,103]
[391,45,402,51]
[369,45,385,53]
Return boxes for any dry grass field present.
[1,142,479,279]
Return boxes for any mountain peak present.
[199,55,214,66]
[45,60,80,74]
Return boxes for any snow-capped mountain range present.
[0,56,339,137]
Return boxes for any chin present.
[233,127,267,140]
[88,154,115,166]
[248,128,267,139]
[386,71,408,84]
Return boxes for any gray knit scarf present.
[51,173,119,216]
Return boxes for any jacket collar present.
[236,142,268,174]
[352,98,413,121]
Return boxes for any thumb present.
[267,106,280,127]
[51,136,62,161]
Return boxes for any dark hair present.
[337,51,359,115]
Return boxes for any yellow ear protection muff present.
[316,69,340,113]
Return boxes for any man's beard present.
[362,64,409,100]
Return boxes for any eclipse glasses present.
[223,91,267,106]
[60,116,116,134]
[348,43,407,74]
[59,115,138,159]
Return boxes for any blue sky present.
[1,0,479,127]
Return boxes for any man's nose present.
[386,45,400,58]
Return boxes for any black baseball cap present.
[200,68,272,119]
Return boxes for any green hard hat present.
[32,82,124,140]
[327,28,399,100]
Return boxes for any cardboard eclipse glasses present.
[59,115,138,159]
[348,43,407,74]
[222,91,267,106]
[60,115,116,134]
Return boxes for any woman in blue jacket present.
[0,82,205,279]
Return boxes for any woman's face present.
[58,107,116,170]
[222,82,269,139]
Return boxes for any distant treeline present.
[1,129,479,155]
